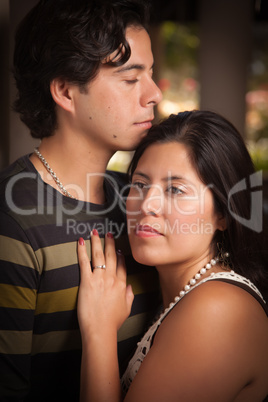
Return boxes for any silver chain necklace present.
[34,147,76,199]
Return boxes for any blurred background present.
[0,0,267,174]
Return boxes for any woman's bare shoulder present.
[125,280,268,402]
[159,279,268,343]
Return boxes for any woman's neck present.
[156,254,223,308]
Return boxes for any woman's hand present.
[78,230,133,402]
[77,230,134,342]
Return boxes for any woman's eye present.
[167,186,184,195]
[132,181,148,190]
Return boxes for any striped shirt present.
[0,155,160,401]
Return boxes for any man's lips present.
[135,224,163,238]
[134,119,153,129]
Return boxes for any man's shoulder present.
[0,155,32,186]
[0,155,36,206]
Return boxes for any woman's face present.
[126,142,223,268]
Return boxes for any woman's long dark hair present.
[128,111,268,298]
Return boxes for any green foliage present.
[161,22,199,69]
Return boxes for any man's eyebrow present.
[114,63,154,74]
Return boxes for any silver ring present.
[93,265,106,269]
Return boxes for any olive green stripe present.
[35,239,97,271]
[0,236,93,273]
[0,330,32,354]
[0,235,37,270]
[35,287,79,314]
[35,270,158,315]
[0,284,36,309]
[35,242,78,271]
[118,312,152,342]
[32,330,81,355]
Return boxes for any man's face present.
[72,26,162,153]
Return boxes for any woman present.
[77,111,268,401]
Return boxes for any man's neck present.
[30,134,115,203]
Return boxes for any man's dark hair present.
[13,0,151,139]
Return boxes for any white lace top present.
[121,270,266,394]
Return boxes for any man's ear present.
[50,78,74,112]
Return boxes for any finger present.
[126,284,134,313]
[116,250,127,282]
[77,237,92,281]
[104,232,117,274]
[90,229,106,271]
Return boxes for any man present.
[0,0,162,400]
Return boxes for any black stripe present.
[0,307,34,331]
[38,265,79,293]
[0,263,38,289]
[33,310,79,333]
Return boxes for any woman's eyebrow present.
[162,175,185,182]
[132,171,150,180]
[133,173,187,182]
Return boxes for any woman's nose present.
[140,185,163,216]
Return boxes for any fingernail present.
[92,229,98,236]
[117,249,123,255]
[79,237,85,246]
[107,232,113,239]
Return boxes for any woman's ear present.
[50,78,74,112]
[217,215,227,232]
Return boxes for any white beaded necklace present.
[168,255,221,310]
[34,147,76,199]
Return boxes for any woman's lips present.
[135,224,163,238]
